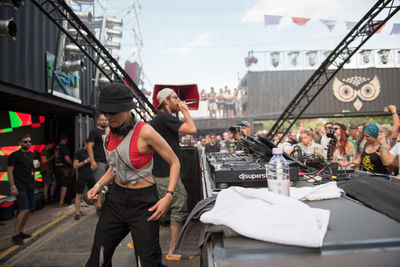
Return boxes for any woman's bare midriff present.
[113,175,155,189]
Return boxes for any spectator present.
[7,133,36,245]
[224,87,235,118]
[238,121,251,136]
[331,123,355,165]
[205,134,220,153]
[208,87,217,118]
[386,105,399,147]
[73,140,95,220]
[320,122,333,159]
[354,123,389,174]
[296,130,323,156]
[348,125,358,154]
[40,139,56,204]
[87,113,108,214]
[241,86,249,115]
[54,134,72,206]
[288,131,298,145]
[378,132,400,178]
[216,88,225,118]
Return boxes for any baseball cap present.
[156,88,175,109]
[238,121,250,127]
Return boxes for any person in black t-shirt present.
[150,88,197,261]
[204,133,220,154]
[54,134,72,205]
[87,113,108,212]
[73,140,95,220]
[7,133,36,245]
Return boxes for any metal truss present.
[31,0,155,121]
[266,0,400,143]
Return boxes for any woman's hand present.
[147,194,174,221]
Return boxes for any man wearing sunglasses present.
[7,133,36,245]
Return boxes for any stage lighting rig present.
[106,17,123,28]
[65,44,85,56]
[106,28,122,38]
[0,18,16,38]
[61,59,85,72]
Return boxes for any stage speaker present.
[180,146,203,213]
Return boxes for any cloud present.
[240,0,372,24]
[163,33,213,54]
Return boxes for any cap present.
[364,123,379,138]
[238,121,250,127]
[98,83,136,113]
[272,147,283,154]
[156,88,175,109]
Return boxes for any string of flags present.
[264,14,400,35]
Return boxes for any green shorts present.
[152,175,187,227]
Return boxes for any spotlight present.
[98,76,111,86]
[244,56,258,67]
[72,0,94,5]
[106,29,122,38]
[61,59,85,72]
[74,11,92,22]
[0,0,24,8]
[105,40,121,50]
[106,17,123,27]
[65,44,85,55]
[0,18,17,37]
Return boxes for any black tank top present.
[361,149,388,174]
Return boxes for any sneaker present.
[20,232,32,239]
[74,214,80,220]
[11,234,24,245]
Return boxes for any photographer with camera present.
[321,122,333,160]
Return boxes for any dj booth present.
[195,136,400,267]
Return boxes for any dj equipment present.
[206,135,303,189]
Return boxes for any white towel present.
[200,186,330,247]
[290,181,342,201]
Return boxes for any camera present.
[229,126,241,134]
[326,128,335,138]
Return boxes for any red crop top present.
[106,121,153,169]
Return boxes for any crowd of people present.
[180,105,400,178]
[199,85,249,118]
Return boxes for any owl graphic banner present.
[241,67,400,119]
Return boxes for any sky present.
[92,0,400,93]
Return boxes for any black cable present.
[343,162,392,181]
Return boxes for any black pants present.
[86,183,163,267]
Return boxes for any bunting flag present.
[345,21,357,30]
[292,17,310,26]
[390,23,400,35]
[372,23,386,33]
[264,14,283,26]
[320,19,337,32]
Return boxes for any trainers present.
[74,214,80,220]
[20,232,32,239]
[11,234,24,245]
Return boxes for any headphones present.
[109,113,136,136]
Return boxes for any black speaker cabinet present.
[180,146,203,213]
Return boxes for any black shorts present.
[75,176,96,194]
[55,167,72,186]
[16,187,35,212]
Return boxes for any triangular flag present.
[345,21,357,30]
[371,22,386,33]
[390,23,400,35]
[264,14,283,26]
[292,17,310,26]
[320,19,337,32]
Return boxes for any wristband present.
[95,183,102,191]
[101,185,109,194]
[380,145,386,149]
[165,190,176,197]
[10,185,16,190]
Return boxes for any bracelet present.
[9,185,16,190]
[95,183,102,190]
[101,185,109,194]
[380,145,386,149]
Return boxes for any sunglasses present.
[325,126,332,129]
[333,127,340,130]
[22,140,31,144]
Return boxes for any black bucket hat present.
[98,83,136,113]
